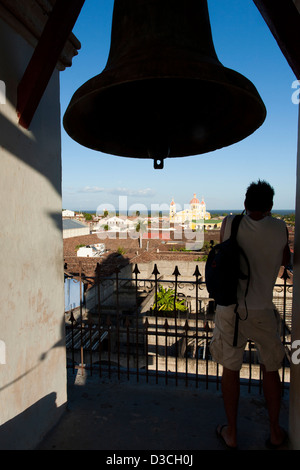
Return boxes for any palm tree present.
[153,286,187,312]
[134,220,141,248]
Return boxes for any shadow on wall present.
[0,23,63,235]
[48,210,63,232]
[0,318,67,449]
[0,392,65,450]
[0,21,62,200]
[0,317,66,394]
[0,112,62,197]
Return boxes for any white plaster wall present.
[0,18,67,449]
[63,227,90,238]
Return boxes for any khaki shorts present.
[210,305,285,372]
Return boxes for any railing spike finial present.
[172,265,180,277]
[193,265,202,278]
[133,264,140,275]
[69,310,75,323]
[152,264,160,276]
[95,262,101,277]
[281,266,290,281]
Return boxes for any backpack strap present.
[233,247,250,347]
[230,213,244,241]
[229,212,251,347]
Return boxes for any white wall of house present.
[63,226,90,239]
[77,244,105,257]
[62,209,75,217]
[0,16,67,449]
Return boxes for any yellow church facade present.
[169,194,211,229]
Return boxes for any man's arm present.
[220,217,227,243]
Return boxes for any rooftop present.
[63,230,221,279]
[63,219,89,230]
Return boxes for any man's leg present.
[219,367,240,448]
[262,366,285,446]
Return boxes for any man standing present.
[210,180,290,449]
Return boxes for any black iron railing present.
[65,263,292,394]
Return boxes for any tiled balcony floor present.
[37,369,290,451]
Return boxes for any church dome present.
[190,193,200,204]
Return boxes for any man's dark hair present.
[244,180,274,212]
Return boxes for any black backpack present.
[205,214,250,346]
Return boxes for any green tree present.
[75,244,85,252]
[83,212,93,221]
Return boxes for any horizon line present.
[64,208,296,214]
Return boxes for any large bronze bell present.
[63,0,266,169]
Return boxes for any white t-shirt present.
[223,214,287,309]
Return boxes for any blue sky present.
[60,0,299,212]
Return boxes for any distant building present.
[62,209,75,218]
[94,216,135,232]
[77,243,105,257]
[169,194,211,229]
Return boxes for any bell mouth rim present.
[63,73,266,160]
